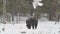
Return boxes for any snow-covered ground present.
[0,21,60,34]
[0,16,60,34]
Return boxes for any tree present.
[3,0,6,24]
[0,0,3,16]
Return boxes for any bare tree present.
[3,0,6,24]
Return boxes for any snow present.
[33,0,43,9]
[0,16,60,34]
[0,21,60,34]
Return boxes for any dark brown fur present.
[26,17,38,29]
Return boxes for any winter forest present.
[0,0,60,34]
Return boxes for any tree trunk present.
[3,0,6,24]
[30,9,33,16]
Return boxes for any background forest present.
[0,0,60,23]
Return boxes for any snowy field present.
[0,21,60,34]
[0,16,60,34]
